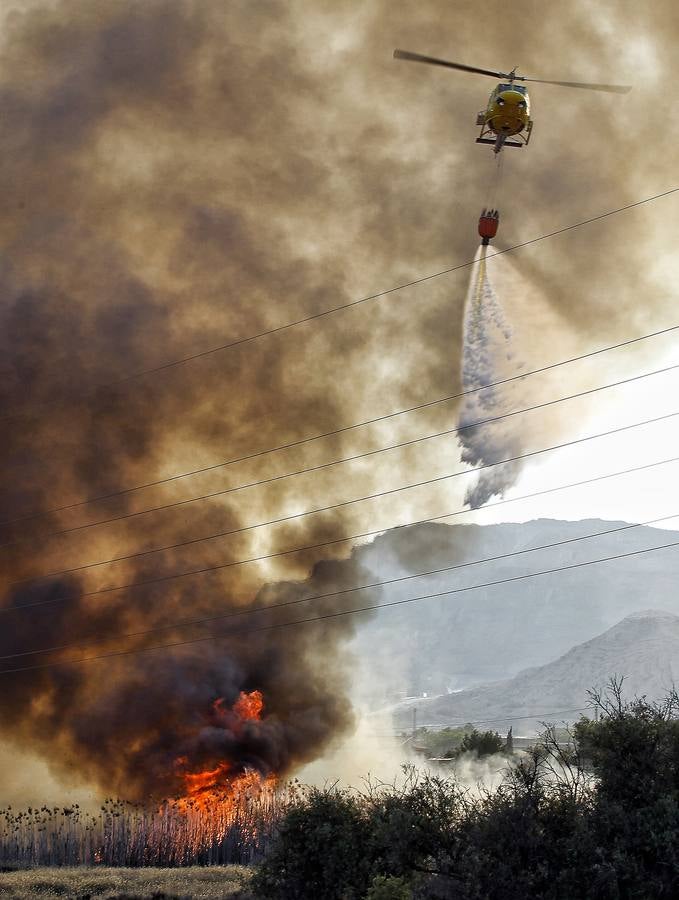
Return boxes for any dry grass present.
[0,865,254,899]
[0,786,300,867]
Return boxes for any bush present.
[253,772,462,900]
[365,874,412,900]
[365,772,462,879]
[256,688,679,899]
[457,729,505,758]
[413,727,470,758]
[252,786,370,899]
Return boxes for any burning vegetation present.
[0,788,292,867]
[0,0,387,810]
[173,691,276,812]
[0,558,371,804]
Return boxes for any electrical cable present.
[401,707,590,732]
[10,408,679,587]
[4,509,679,660]
[3,187,677,427]
[5,324,679,532]
[4,328,676,537]
[6,453,679,612]
[4,360,678,549]
[4,530,679,675]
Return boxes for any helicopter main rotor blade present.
[521,76,631,94]
[393,49,632,93]
[393,49,505,80]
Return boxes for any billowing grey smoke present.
[458,248,525,508]
[0,558,377,802]
[0,0,387,803]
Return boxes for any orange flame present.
[173,690,273,812]
[182,762,232,797]
[232,689,264,721]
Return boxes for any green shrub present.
[457,728,505,757]
[256,689,679,899]
[252,786,371,899]
[413,726,470,758]
[365,773,461,879]
[254,771,462,900]
[365,874,412,900]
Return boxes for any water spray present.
[458,246,525,507]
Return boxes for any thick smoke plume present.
[0,560,377,801]
[0,0,389,802]
[458,249,525,507]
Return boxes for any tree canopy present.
[255,683,679,899]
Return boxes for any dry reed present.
[0,781,299,868]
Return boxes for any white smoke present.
[458,247,526,508]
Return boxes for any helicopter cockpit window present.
[499,83,527,95]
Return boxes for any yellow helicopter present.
[393,50,631,154]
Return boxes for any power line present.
[5,510,678,660]
[405,708,590,731]
[5,530,679,675]
[5,360,678,550]
[6,453,679,613]
[5,324,679,532]
[3,187,677,427]
[10,409,679,587]
[383,708,590,735]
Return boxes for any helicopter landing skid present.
[476,136,524,148]
[476,119,533,153]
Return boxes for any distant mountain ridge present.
[391,609,679,733]
[348,518,679,699]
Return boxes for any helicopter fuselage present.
[476,82,533,152]
[485,83,530,135]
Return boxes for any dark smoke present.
[0,0,676,800]
[0,0,386,800]
[0,558,376,801]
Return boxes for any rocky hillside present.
[347,518,679,698]
[391,609,679,733]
